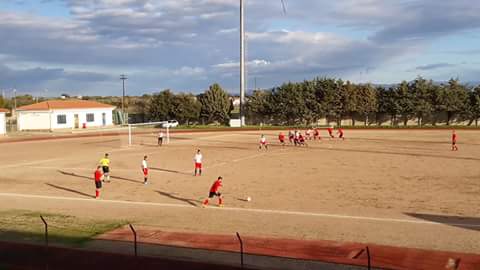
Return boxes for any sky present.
[0,0,479,97]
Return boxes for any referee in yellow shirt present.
[99,153,111,182]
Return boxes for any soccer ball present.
[247,197,251,202]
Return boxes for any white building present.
[16,100,116,131]
[0,108,8,135]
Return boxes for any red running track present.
[97,227,480,270]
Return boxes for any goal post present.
[127,121,170,146]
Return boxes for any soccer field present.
[0,129,479,254]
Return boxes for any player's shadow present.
[139,143,162,147]
[110,176,143,184]
[57,170,90,180]
[318,147,480,162]
[46,183,94,198]
[150,167,191,176]
[404,212,480,232]
[203,145,252,151]
[155,190,201,207]
[82,139,119,145]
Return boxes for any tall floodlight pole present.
[120,74,128,125]
[239,0,285,126]
[240,0,246,126]
[13,88,17,111]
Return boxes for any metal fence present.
[30,215,373,270]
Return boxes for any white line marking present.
[29,166,131,172]
[0,158,64,169]
[0,192,479,228]
[233,152,266,162]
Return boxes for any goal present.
[127,121,170,146]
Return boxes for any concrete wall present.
[18,111,51,131]
[0,113,5,135]
[18,108,114,131]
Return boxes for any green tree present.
[245,90,274,124]
[299,80,322,124]
[343,81,358,125]
[272,81,319,125]
[272,82,301,124]
[356,83,378,126]
[13,95,36,108]
[472,86,480,126]
[315,78,345,125]
[171,93,201,125]
[435,79,468,125]
[464,86,480,126]
[393,81,414,125]
[0,95,5,108]
[199,83,231,124]
[376,86,398,125]
[146,90,175,121]
[409,77,435,126]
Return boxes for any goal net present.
[127,122,170,146]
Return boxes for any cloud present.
[0,64,113,88]
[0,0,479,95]
[415,63,456,71]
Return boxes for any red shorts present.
[143,168,149,176]
[260,141,267,145]
[195,162,202,169]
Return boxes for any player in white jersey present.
[194,149,203,176]
[259,134,268,150]
[142,155,149,184]
[158,131,164,146]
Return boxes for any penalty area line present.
[0,192,479,228]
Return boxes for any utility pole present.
[13,88,17,111]
[120,74,128,125]
[240,0,246,126]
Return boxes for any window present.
[57,114,67,124]
[86,113,95,122]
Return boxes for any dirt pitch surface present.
[0,129,479,256]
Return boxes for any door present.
[102,113,106,126]
[74,114,79,129]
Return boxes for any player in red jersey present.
[337,128,345,140]
[278,132,286,146]
[327,126,334,139]
[451,130,458,151]
[94,166,103,199]
[313,128,320,140]
[202,176,224,207]
[298,134,307,146]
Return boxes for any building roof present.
[0,108,9,113]
[17,100,115,111]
